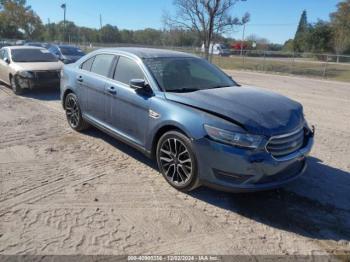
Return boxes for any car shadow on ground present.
[21,87,60,101]
[189,156,350,242]
[81,125,350,242]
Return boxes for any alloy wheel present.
[159,137,193,186]
[65,95,80,128]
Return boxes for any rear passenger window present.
[114,56,144,85]
[90,54,115,77]
[81,56,95,71]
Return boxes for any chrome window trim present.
[78,50,158,92]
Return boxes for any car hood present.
[164,85,304,136]
[13,61,63,72]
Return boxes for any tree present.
[330,0,350,59]
[164,0,249,59]
[134,28,163,45]
[294,10,310,52]
[307,20,333,53]
[0,0,43,39]
[282,39,294,52]
[100,24,121,43]
[120,29,134,43]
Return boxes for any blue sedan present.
[60,48,314,192]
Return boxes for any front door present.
[105,56,151,147]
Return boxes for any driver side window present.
[113,56,145,86]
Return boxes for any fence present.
[2,39,350,82]
[169,47,350,82]
[211,51,350,82]
[82,43,350,82]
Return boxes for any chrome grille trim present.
[265,127,305,159]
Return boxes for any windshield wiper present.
[167,88,199,93]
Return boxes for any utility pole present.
[61,3,67,42]
[99,14,103,30]
[99,14,103,43]
[240,22,246,56]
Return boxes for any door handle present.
[77,76,83,83]
[107,86,117,95]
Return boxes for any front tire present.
[64,93,90,131]
[156,131,200,192]
[10,76,23,95]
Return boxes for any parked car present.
[48,45,85,64]
[0,46,63,95]
[60,48,314,192]
[201,43,231,56]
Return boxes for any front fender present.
[145,98,209,151]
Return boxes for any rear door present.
[77,54,116,123]
[105,55,151,147]
[76,56,95,112]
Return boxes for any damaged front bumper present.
[193,126,315,192]
[15,70,60,89]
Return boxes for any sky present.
[26,0,341,44]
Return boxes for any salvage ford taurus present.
[60,48,314,192]
[0,46,63,95]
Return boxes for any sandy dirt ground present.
[0,71,349,256]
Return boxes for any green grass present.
[212,56,350,82]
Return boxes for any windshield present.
[60,46,85,56]
[11,49,58,63]
[143,57,236,92]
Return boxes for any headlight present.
[204,124,264,149]
[18,71,34,79]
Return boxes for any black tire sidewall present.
[65,93,85,131]
[11,77,23,95]
[156,131,199,192]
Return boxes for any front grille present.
[34,71,60,80]
[266,127,305,158]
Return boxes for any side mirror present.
[130,79,147,90]
[130,79,153,95]
[4,57,10,64]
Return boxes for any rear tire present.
[10,76,23,95]
[156,131,200,192]
[64,93,90,131]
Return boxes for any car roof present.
[97,47,197,59]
